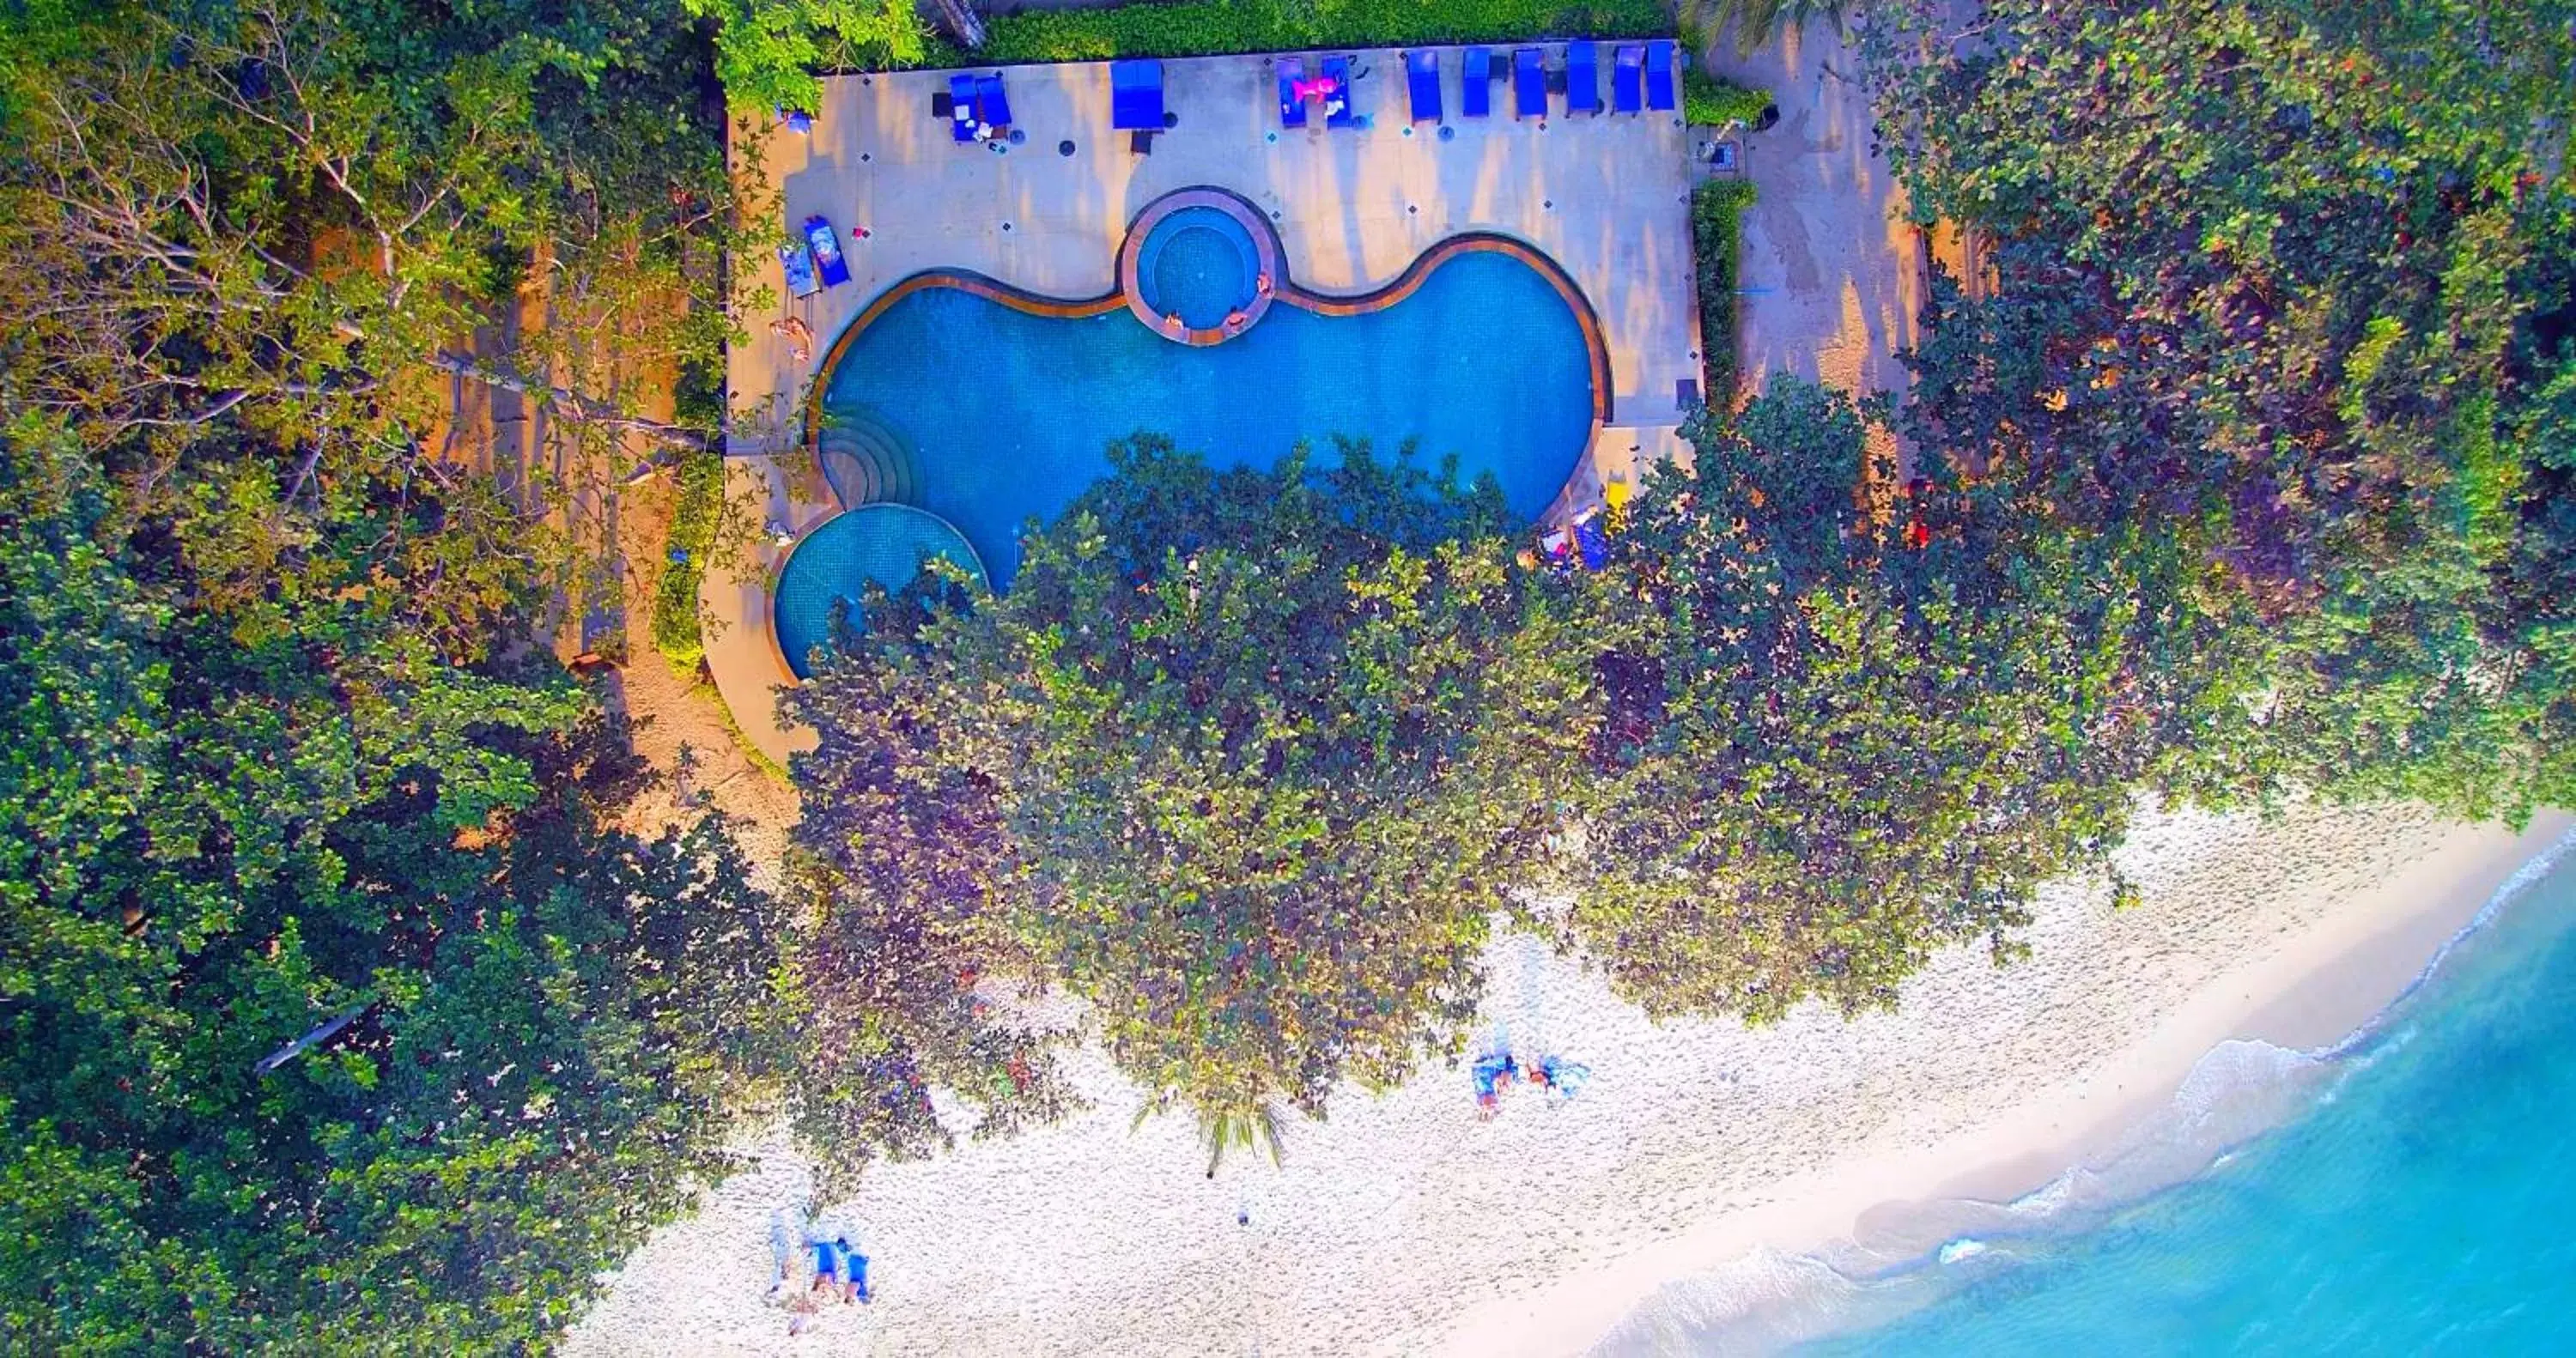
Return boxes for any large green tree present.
[1871,0,2576,820]
[1542,381,2248,1018]
[0,418,788,1350]
[793,438,1588,1153]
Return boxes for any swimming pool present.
[808,192,1602,590]
[771,504,987,681]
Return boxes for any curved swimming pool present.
[814,247,1597,588]
[771,504,987,680]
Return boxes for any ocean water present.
[1596,834,2576,1357]
[816,250,1595,587]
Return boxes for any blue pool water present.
[772,504,985,680]
[815,250,1594,587]
[1136,206,1259,329]
[1601,836,2576,1356]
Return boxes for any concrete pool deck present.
[709,47,1702,765]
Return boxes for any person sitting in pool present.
[1255,271,1274,298]
[1162,312,1185,336]
[1223,308,1249,331]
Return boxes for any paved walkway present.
[1699,20,1927,411]
[712,47,1700,765]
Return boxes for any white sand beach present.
[566,801,2573,1356]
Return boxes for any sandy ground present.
[562,800,2572,1357]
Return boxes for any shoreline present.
[1458,809,2575,1358]
[568,804,2573,1358]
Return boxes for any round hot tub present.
[1117,190,1284,344]
[770,503,987,680]
[1135,206,1261,330]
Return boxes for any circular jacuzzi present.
[1118,190,1284,344]
[1136,207,1261,330]
[771,503,986,680]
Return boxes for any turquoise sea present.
[1598,834,2576,1357]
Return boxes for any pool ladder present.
[816,415,922,511]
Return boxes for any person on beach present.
[769,1207,872,1320]
[1531,1055,1589,1102]
[1472,1050,1518,1119]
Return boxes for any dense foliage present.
[1681,0,1856,53]
[0,0,805,1348]
[1871,0,2576,819]
[946,0,1668,67]
[791,439,1589,1140]
[653,448,731,676]
[1546,383,2209,1015]
[690,0,924,110]
[0,419,788,1350]
[1683,67,1773,127]
[1692,178,1759,403]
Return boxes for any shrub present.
[933,0,1670,66]
[653,448,726,676]
[1691,177,1757,409]
[1683,65,1769,127]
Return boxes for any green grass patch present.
[932,0,1670,67]
[1692,177,1757,409]
[1683,66,1769,127]
[652,448,726,677]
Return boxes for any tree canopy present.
[789,438,1591,1144]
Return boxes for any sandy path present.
[564,801,2570,1356]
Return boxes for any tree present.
[1681,0,1856,53]
[793,437,1589,1144]
[1544,381,2208,1018]
[0,417,789,1349]
[1868,0,2576,821]
[780,649,1082,1196]
[683,0,927,112]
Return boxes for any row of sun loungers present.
[944,41,1676,145]
[1401,39,1678,125]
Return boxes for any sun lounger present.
[976,74,1012,131]
[1512,46,1546,120]
[1576,515,1610,571]
[1405,50,1442,124]
[802,216,849,288]
[1322,56,1358,128]
[1111,58,1164,130]
[949,74,977,141]
[1565,40,1601,116]
[1613,45,1644,113]
[1645,39,1678,112]
[1276,57,1308,129]
[779,239,820,299]
[1462,46,1493,118]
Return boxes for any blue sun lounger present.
[949,73,977,141]
[1277,57,1308,130]
[1110,58,1165,130]
[976,74,1013,132]
[1322,55,1358,129]
[1512,46,1546,119]
[1406,50,1442,124]
[1645,39,1678,112]
[1565,40,1601,116]
[1613,45,1645,114]
[1461,46,1493,118]
[803,215,849,288]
